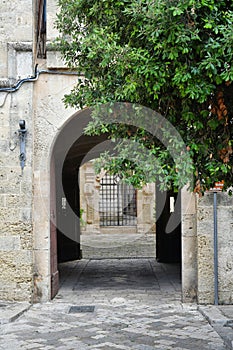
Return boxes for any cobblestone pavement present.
[0,257,228,350]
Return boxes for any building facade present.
[0,0,232,304]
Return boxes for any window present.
[36,0,46,58]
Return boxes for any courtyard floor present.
[0,232,232,349]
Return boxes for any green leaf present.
[55,0,233,193]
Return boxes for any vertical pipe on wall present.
[213,192,218,305]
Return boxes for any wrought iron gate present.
[99,174,137,226]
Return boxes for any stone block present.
[218,250,233,290]
[181,187,197,215]
[0,46,8,78]
[197,234,214,292]
[19,226,33,250]
[0,126,9,139]
[6,194,21,207]
[197,206,213,225]
[0,194,6,207]
[20,208,32,222]
[0,140,9,153]
[0,221,32,241]
[198,192,214,207]
[5,166,25,182]
[182,235,197,269]
[16,52,33,77]
[182,214,196,237]
[198,291,214,305]
[0,207,20,222]
[47,51,67,69]
[0,281,17,301]
[218,291,233,305]
[0,235,20,251]
[47,0,59,41]
[34,250,50,279]
[0,277,32,301]
[0,250,32,279]
[33,250,50,302]
[218,208,233,241]
[216,192,233,206]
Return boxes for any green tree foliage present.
[56,0,233,193]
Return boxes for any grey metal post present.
[213,191,218,305]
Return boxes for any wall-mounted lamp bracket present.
[18,120,27,171]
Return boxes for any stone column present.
[81,162,100,233]
[181,186,198,302]
[196,192,214,304]
[137,183,156,233]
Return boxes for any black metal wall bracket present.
[18,120,27,171]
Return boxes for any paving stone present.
[0,302,30,324]
[0,258,228,350]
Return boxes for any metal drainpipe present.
[213,191,218,305]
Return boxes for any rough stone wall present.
[197,192,233,304]
[0,0,77,302]
[0,1,34,301]
[0,87,34,301]
[0,1,33,78]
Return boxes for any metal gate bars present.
[99,173,137,226]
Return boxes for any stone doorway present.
[49,108,197,303]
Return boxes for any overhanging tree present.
[55,0,233,193]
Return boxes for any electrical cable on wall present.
[0,64,80,171]
[0,64,79,94]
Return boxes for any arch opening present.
[50,108,183,300]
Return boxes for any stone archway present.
[47,108,198,302]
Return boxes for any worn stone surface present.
[197,193,233,304]
[181,188,198,303]
[0,32,34,301]
[0,1,33,78]
[0,258,228,350]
